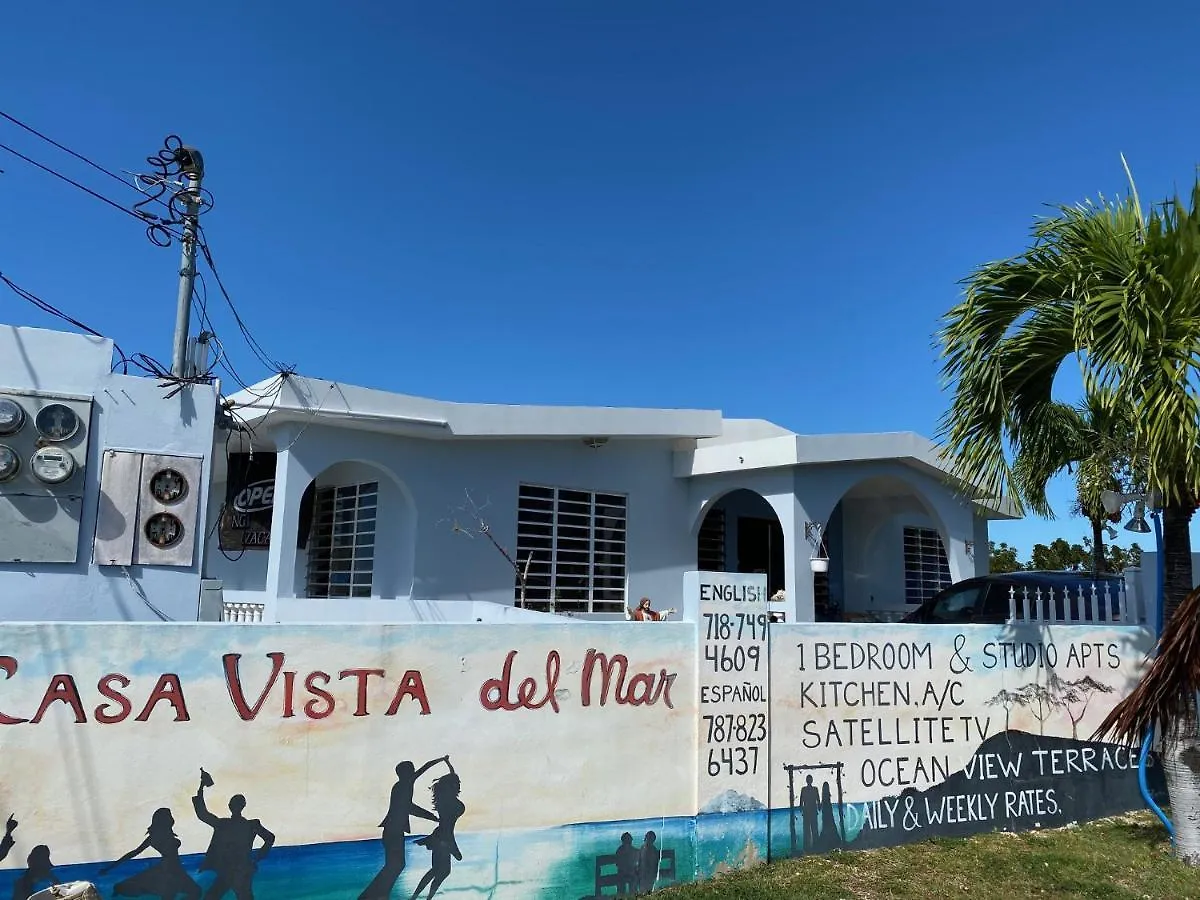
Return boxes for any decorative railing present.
[1006,581,1136,625]
[221,601,266,623]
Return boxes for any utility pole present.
[169,146,206,377]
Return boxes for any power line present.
[0,140,151,226]
[196,227,290,377]
[0,109,140,193]
[0,123,285,391]
[0,270,130,372]
[0,140,185,244]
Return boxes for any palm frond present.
[1093,585,1200,745]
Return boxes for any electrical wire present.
[1,123,288,400]
[0,270,131,373]
[0,109,146,196]
[196,227,290,377]
[0,140,185,246]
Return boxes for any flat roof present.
[226,374,725,440]
[225,375,1017,519]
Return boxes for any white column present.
[264,428,311,600]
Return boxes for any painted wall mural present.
[767,623,1163,857]
[0,624,694,900]
[0,610,1163,899]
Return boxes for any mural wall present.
[0,624,694,900]
[768,623,1159,857]
[0,601,1161,899]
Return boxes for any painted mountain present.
[850,730,1167,850]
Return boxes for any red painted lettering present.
[94,673,133,724]
[0,656,27,725]
[339,669,385,717]
[134,674,189,722]
[479,650,560,713]
[385,670,431,716]
[581,649,676,710]
[223,652,285,721]
[30,675,86,724]
[282,671,296,718]
[304,671,334,719]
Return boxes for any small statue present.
[626,597,675,622]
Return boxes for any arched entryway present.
[295,459,415,600]
[817,475,951,622]
[696,489,785,596]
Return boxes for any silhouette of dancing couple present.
[101,768,274,900]
[359,755,464,900]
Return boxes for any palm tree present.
[936,164,1200,863]
[1010,393,1132,574]
[936,165,1200,621]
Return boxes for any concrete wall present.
[0,326,218,622]
[0,611,1157,899]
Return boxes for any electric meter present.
[30,446,76,484]
[0,445,18,482]
[0,399,25,436]
[35,403,80,442]
[149,468,188,504]
[144,512,183,549]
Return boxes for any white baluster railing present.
[221,601,266,623]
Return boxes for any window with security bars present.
[903,525,952,605]
[306,482,378,598]
[515,484,627,614]
[697,507,726,571]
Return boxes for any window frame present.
[305,481,379,599]
[515,483,628,614]
[902,525,952,605]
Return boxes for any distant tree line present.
[989,537,1143,575]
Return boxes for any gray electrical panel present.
[93,450,203,568]
[0,389,93,564]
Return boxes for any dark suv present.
[901,570,1126,625]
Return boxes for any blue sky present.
[2,1,1197,558]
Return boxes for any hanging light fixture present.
[1125,500,1152,534]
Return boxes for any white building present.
[0,324,1016,624]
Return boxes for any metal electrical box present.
[93,451,203,568]
[0,389,93,564]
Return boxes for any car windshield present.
[925,584,986,624]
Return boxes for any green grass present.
[659,814,1198,899]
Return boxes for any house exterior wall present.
[0,326,218,622]
[209,426,991,625]
[788,461,979,622]
[0,614,1158,898]
[207,424,700,620]
[837,493,942,615]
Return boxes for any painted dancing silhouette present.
[408,758,465,900]
[0,815,17,864]
[102,808,202,900]
[358,756,448,900]
[192,768,275,900]
[12,845,55,900]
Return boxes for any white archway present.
[819,474,954,621]
[695,488,786,598]
[297,458,417,600]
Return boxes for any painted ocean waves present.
[0,816,699,900]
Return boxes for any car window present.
[979,583,1016,622]
[926,584,986,624]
